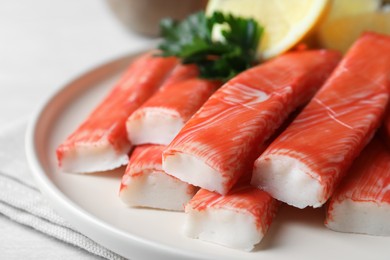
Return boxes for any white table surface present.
[0,1,155,258]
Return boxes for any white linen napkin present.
[0,119,125,260]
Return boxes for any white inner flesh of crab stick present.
[127,108,183,145]
[252,154,323,208]
[120,169,196,211]
[60,141,130,173]
[184,207,263,251]
[326,199,390,236]
[163,151,226,195]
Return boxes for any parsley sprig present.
[158,11,263,82]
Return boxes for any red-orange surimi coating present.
[157,64,199,88]
[327,137,390,208]
[187,186,280,230]
[163,49,341,194]
[56,52,178,171]
[124,144,165,178]
[132,78,221,122]
[254,32,390,205]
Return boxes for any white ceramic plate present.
[26,53,390,260]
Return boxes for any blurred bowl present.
[106,0,207,37]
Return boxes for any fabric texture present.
[0,119,125,260]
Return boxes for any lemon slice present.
[316,0,390,53]
[324,0,381,21]
[318,12,390,53]
[206,0,330,59]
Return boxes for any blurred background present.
[0,0,205,127]
[0,1,146,126]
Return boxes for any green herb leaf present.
[158,11,263,82]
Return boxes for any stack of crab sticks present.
[162,49,341,195]
[120,65,221,210]
[162,49,340,249]
[325,136,390,236]
[56,52,178,173]
[251,32,390,209]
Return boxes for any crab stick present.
[120,144,198,211]
[163,49,341,195]
[56,52,178,173]
[325,137,390,236]
[127,64,221,145]
[184,186,279,251]
[252,32,390,209]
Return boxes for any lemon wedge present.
[206,0,330,59]
[316,0,390,53]
[324,0,381,21]
[318,12,390,53]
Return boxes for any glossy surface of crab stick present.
[56,53,178,173]
[163,49,341,195]
[184,186,279,251]
[120,145,198,211]
[252,32,390,209]
[127,64,220,145]
[156,63,199,88]
[325,137,390,236]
